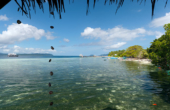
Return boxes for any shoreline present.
[117,57,153,65]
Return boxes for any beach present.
[117,57,152,65]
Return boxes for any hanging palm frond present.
[14,0,168,19]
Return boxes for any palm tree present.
[1,0,168,19]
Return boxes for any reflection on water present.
[0,58,170,110]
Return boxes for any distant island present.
[18,53,53,55]
[0,53,53,56]
[0,53,7,54]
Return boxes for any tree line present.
[108,23,170,71]
[147,23,170,70]
[108,45,148,58]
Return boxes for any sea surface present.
[0,56,170,110]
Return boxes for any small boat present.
[110,57,118,59]
[8,53,18,57]
[122,57,127,59]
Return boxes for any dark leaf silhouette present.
[50,71,53,76]
[165,0,168,8]
[17,20,22,24]
[51,46,54,50]
[50,26,54,29]
[49,91,53,94]
[50,102,53,106]
[0,0,11,10]
[50,11,54,15]
[17,7,20,11]
[13,0,167,19]
[49,82,51,87]
[49,59,51,62]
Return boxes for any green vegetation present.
[122,45,143,58]
[108,50,125,57]
[147,23,170,70]
[108,45,148,58]
[109,23,170,72]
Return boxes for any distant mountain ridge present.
[0,53,8,54]
[99,54,108,56]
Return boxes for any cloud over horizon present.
[0,45,58,54]
[0,23,57,46]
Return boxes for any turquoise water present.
[0,57,170,110]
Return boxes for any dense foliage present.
[108,50,125,57]
[108,45,148,58]
[121,45,143,58]
[147,23,170,70]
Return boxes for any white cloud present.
[81,27,108,39]
[1,45,57,54]
[0,23,57,45]
[155,31,164,39]
[3,49,10,52]
[137,10,141,12]
[149,12,170,27]
[81,26,147,41]
[0,15,9,21]
[80,26,163,48]
[81,26,162,44]
[104,42,126,50]
[146,31,164,39]
[63,38,69,42]
[14,49,19,53]
[14,45,21,49]
[0,45,7,49]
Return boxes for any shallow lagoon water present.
[0,57,170,110]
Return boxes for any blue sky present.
[0,0,170,56]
